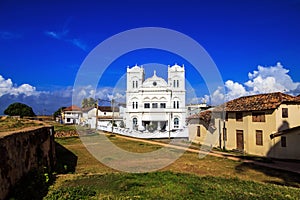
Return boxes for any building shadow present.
[234,121,300,187]
[6,142,78,200]
[235,162,300,187]
[55,141,78,173]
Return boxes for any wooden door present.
[236,130,244,151]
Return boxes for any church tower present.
[126,65,145,92]
[168,64,185,109]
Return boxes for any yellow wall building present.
[188,92,300,160]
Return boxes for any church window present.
[144,103,150,108]
[152,103,158,108]
[174,118,179,128]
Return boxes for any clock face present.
[153,81,157,86]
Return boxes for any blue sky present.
[0,0,300,114]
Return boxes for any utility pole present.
[95,99,99,130]
[111,99,115,133]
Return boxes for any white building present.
[81,106,121,129]
[62,105,82,125]
[186,103,210,117]
[124,64,186,134]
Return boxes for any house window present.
[152,103,158,108]
[252,112,265,122]
[281,136,286,147]
[160,103,166,108]
[197,126,200,137]
[236,112,243,122]
[67,118,70,122]
[282,108,288,118]
[256,130,263,146]
[174,118,179,128]
[144,103,150,108]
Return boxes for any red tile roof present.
[63,105,82,111]
[215,92,300,112]
[98,106,119,112]
[187,110,212,128]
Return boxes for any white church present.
[124,64,186,135]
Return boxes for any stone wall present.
[0,126,56,200]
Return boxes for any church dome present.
[142,70,168,88]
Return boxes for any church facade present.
[124,64,186,133]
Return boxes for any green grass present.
[45,171,300,199]
[8,132,300,199]
[53,123,77,132]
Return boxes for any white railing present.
[97,125,188,139]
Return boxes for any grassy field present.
[42,133,300,199]
[8,130,300,199]
[0,117,43,132]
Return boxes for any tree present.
[53,107,66,118]
[4,102,35,117]
[81,97,96,108]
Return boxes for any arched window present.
[174,118,179,128]
[133,118,138,129]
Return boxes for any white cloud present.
[189,95,210,104]
[224,80,248,100]
[72,85,126,106]
[245,62,299,93]
[68,38,87,51]
[44,29,88,51]
[0,31,21,40]
[205,63,300,105]
[0,75,39,97]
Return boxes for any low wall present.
[0,126,56,200]
[97,125,189,139]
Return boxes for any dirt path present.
[101,131,300,175]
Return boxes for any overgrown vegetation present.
[0,117,42,132]
[8,167,54,200]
